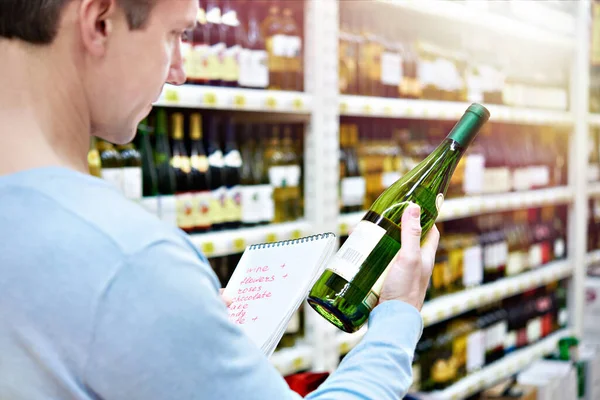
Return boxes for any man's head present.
[0,0,197,144]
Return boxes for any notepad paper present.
[223,233,337,357]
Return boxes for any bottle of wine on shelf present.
[222,117,243,229]
[240,124,261,226]
[138,119,158,198]
[281,6,302,91]
[97,139,124,193]
[220,0,241,87]
[308,103,490,333]
[207,116,226,230]
[185,0,209,85]
[115,140,142,202]
[154,109,176,197]
[171,112,195,233]
[239,4,269,89]
[189,113,212,233]
[256,125,275,225]
[206,0,223,86]
[263,4,285,90]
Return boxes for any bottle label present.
[171,155,191,173]
[463,245,483,287]
[222,44,241,82]
[266,35,287,72]
[341,176,366,207]
[122,166,142,201]
[554,238,565,259]
[326,220,386,283]
[207,43,226,80]
[193,191,212,229]
[190,155,209,172]
[208,150,224,168]
[256,184,274,223]
[529,244,543,269]
[181,42,194,79]
[507,251,523,276]
[209,187,227,224]
[192,43,210,81]
[285,36,302,73]
[504,330,517,352]
[101,168,124,194]
[269,166,289,188]
[223,185,242,223]
[239,49,269,88]
[224,150,243,168]
[526,317,541,343]
[285,165,301,187]
[205,7,221,24]
[176,192,195,230]
[463,154,485,195]
[466,330,485,373]
[240,185,262,224]
[380,51,402,86]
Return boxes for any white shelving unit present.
[340,95,573,125]
[339,187,573,235]
[148,0,595,396]
[155,84,312,114]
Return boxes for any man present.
[0,0,439,399]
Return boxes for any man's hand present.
[379,203,440,311]
[219,289,233,307]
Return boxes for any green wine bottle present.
[307,103,490,333]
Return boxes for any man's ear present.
[79,0,118,57]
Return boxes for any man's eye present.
[181,30,191,41]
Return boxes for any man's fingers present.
[398,203,422,265]
[219,288,233,307]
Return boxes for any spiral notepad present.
[223,233,337,357]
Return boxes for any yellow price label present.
[519,282,527,291]
[451,305,460,315]
[436,310,445,320]
[340,102,349,113]
[467,299,476,308]
[362,104,372,114]
[233,94,246,108]
[423,315,431,326]
[165,88,180,104]
[494,289,502,299]
[292,357,304,370]
[291,229,302,240]
[340,223,349,235]
[292,98,304,110]
[383,106,392,116]
[340,342,350,354]
[233,238,246,252]
[265,96,277,109]
[266,233,278,243]
[202,242,215,256]
[405,107,414,116]
[203,92,217,106]
[452,394,460,400]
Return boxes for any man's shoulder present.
[0,167,198,258]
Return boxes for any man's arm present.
[82,239,422,400]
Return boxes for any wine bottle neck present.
[446,103,490,149]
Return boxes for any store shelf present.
[336,261,572,355]
[377,0,574,50]
[154,84,312,114]
[270,343,313,376]
[339,187,573,235]
[416,329,572,400]
[339,95,573,125]
[189,220,313,258]
[590,114,600,127]
[587,250,600,266]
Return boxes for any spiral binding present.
[248,232,335,250]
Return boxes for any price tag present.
[467,299,476,308]
[233,238,246,252]
[292,357,304,371]
[405,107,414,117]
[292,98,304,110]
[519,282,527,291]
[339,223,349,235]
[383,106,392,116]
[202,242,215,256]
[451,305,461,315]
[452,394,460,400]
[266,233,278,243]
[362,104,372,114]
[423,315,431,326]
[203,92,217,106]
[340,342,350,354]
[164,88,180,104]
[340,102,349,113]
[233,94,246,108]
[494,289,502,299]
[266,96,277,109]
[436,310,445,320]
[291,229,302,240]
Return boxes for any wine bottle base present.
[306,296,367,334]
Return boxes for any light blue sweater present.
[0,167,422,399]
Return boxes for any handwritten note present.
[222,233,336,356]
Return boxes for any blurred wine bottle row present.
[338,117,570,214]
[338,206,568,301]
[338,1,571,111]
[406,280,568,393]
[182,0,304,91]
[88,109,304,232]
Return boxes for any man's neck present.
[0,40,89,176]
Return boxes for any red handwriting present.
[280,263,286,269]
[231,290,272,303]
[240,275,275,285]
[238,285,263,295]
[252,316,258,322]
[246,265,270,274]
[229,308,247,324]
[282,273,288,279]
